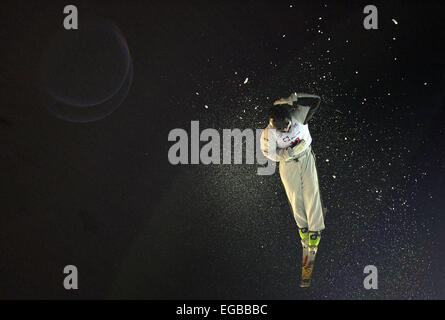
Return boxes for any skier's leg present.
[301,147,325,233]
[279,160,307,229]
[299,146,324,288]
[311,148,328,219]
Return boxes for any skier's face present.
[271,117,292,132]
[283,119,292,132]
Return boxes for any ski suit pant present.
[279,145,325,232]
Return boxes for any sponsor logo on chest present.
[278,123,301,146]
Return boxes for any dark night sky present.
[1,0,445,299]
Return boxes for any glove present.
[273,93,299,106]
[273,96,293,106]
[291,139,306,156]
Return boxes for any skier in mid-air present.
[260,92,326,287]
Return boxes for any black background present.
[1,0,444,299]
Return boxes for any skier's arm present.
[260,127,295,162]
[290,93,321,125]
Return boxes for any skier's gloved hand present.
[273,96,293,106]
[290,139,306,157]
[273,93,301,106]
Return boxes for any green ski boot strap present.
[308,231,321,247]
[299,228,309,241]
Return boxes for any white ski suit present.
[260,93,325,232]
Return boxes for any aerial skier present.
[260,92,326,287]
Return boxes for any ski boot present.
[300,230,321,288]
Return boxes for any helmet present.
[269,105,291,132]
